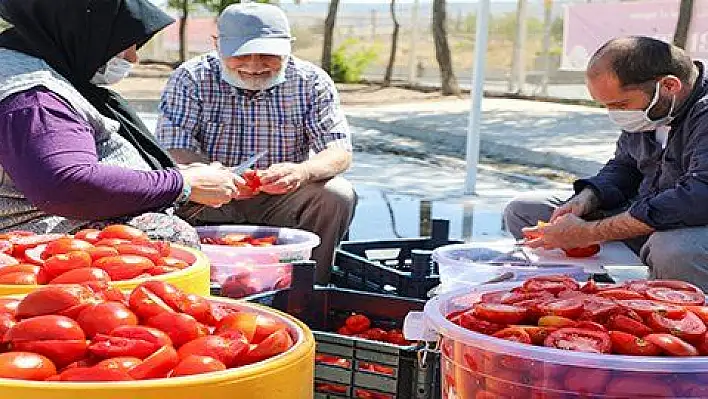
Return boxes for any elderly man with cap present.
[156,3,356,284]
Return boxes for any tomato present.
[42,238,93,259]
[98,225,148,241]
[74,229,101,244]
[580,279,599,294]
[128,284,178,321]
[492,327,532,344]
[0,253,19,268]
[76,302,138,338]
[537,315,577,329]
[644,333,699,356]
[21,245,45,266]
[157,257,189,269]
[597,289,645,300]
[647,279,704,294]
[538,297,584,319]
[215,312,287,344]
[607,314,653,337]
[171,355,226,377]
[646,310,707,342]
[89,325,172,359]
[544,328,611,354]
[177,334,249,367]
[646,287,705,307]
[147,265,179,276]
[41,251,92,282]
[609,331,662,356]
[500,291,555,305]
[0,298,19,316]
[0,352,56,381]
[115,243,163,265]
[16,284,96,319]
[49,267,111,284]
[513,326,554,345]
[385,329,410,346]
[128,345,180,380]
[365,328,387,341]
[574,320,607,332]
[82,281,126,303]
[0,264,40,278]
[562,368,611,395]
[146,312,208,348]
[458,312,505,335]
[9,234,65,257]
[336,326,353,335]
[605,377,675,397]
[618,299,686,318]
[94,238,131,248]
[521,275,579,295]
[562,244,600,258]
[85,246,119,262]
[0,271,36,285]
[242,170,262,192]
[344,314,371,334]
[6,315,88,367]
[242,329,293,365]
[57,366,133,381]
[95,357,142,373]
[474,303,528,324]
[93,255,155,281]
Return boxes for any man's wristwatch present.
[174,181,192,209]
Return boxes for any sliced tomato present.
[146,312,208,348]
[538,297,584,319]
[57,366,132,382]
[98,225,148,242]
[543,328,611,354]
[0,271,37,285]
[95,357,142,373]
[127,345,179,380]
[574,320,607,332]
[458,312,505,335]
[644,333,699,356]
[618,299,687,318]
[115,243,163,265]
[491,327,532,344]
[9,234,65,257]
[597,289,645,300]
[242,329,294,365]
[93,255,155,281]
[85,246,120,262]
[0,253,19,267]
[562,244,600,258]
[177,334,248,367]
[74,229,101,244]
[171,355,226,377]
[42,238,93,259]
[646,310,707,342]
[0,352,57,381]
[645,287,705,307]
[646,280,704,295]
[513,325,555,345]
[687,306,708,325]
[42,251,92,282]
[609,331,662,356]
[537,315,577,328]
[521,275,579,295]
[607,314,653,337]
[49,267,111,284]
[474,303,528,324]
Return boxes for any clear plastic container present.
[421,282,708,398]
[433,243,588,293]
[196,225,320,298]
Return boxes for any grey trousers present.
[503,192,708,291]
[188,176,357,284]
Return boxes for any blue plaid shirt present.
[156,52,352,169]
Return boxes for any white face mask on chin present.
[219,58,287,91]
[90,57,133,86]
[607,80,676,132]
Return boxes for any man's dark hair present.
[589,36,694,88]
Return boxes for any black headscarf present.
[0,0,176,170]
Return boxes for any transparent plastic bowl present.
[432,243,588,293]
[423,282,708,398]
[196,225,320,298]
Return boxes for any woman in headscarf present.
[0,0,239,245]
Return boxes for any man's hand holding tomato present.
[549,188,600,223]
[522,214,600,250]
[258,162,310,195]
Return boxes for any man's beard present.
[220,59,287,91]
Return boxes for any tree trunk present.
[673,0,694,49]
[432,0,460,96]
[179,0,189,63]
[321,0,341,75]
[383,0,400,86]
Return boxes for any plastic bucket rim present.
[0,244,208,292]
[425,282,708,372]
[0,298,314,388]
[195,225,321,250]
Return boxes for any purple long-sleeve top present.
[0,87,184,220]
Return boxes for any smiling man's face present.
[221,53,284,91]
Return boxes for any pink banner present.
[562,0,708,70]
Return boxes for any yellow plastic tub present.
[0,298,315,399]
[0,245,211,296]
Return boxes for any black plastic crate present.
[247,265,440,399]
[332,219,463,299]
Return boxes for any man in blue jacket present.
[504,36,708,290]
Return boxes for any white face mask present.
[90,57,133,86]
[219,57,287,91]
[607,80,676,132]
